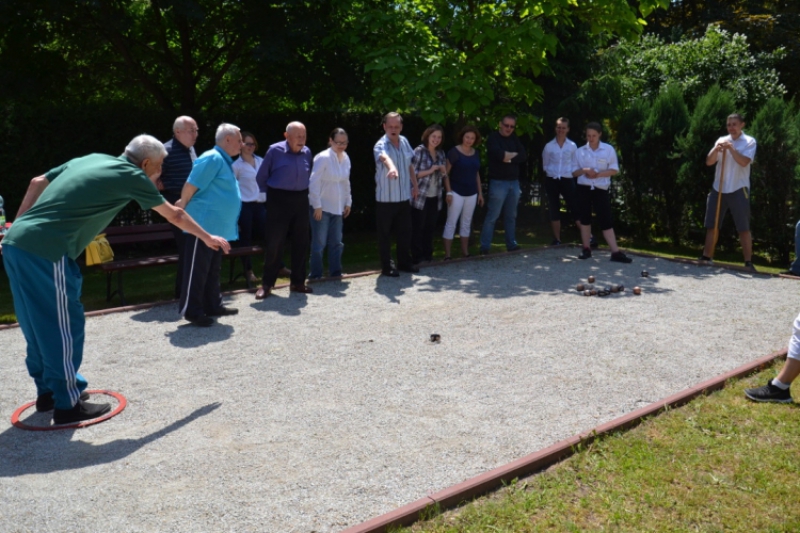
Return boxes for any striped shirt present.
[160,137,197,194]
[374,134,414,203]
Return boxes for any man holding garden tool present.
[698,114,757,271]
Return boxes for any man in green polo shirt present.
[1,135,230,424]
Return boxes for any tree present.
[339,0,670,134]
[578,25,785,120]
[676,85,736,239]
[749,98,800,264]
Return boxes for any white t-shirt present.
[232,155,265,202]
[712,132,757,193]
[572,142,619,190]
[542,137,577,179]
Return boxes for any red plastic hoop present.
[11,390,127,431]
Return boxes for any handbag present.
[85,233,114,265]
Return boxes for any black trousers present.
[376,201,413,270]
[179,234,223,319]
[237,201,266,271]
[262,187,309,288]
[163,190,186,298]
[411,197,439,263]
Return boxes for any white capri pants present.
[443,192,478,240]
[789,312,800,361]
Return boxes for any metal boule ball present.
[577,283,585,291]
[430,333,441,342]
[641,270,649,277]
[633,286,642,295]
[583,290,591,296]
[590,289,597,296]
[588,275,596,283]
[617,284,624,292]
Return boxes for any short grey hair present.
[286,121,306,133]
[124,135,167,165]
[215,123,240,144]
[173,116,196,132]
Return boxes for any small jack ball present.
[588,275,596,283]
[633,286,642,295]
[641,270,649,277]
[577,283,585,291]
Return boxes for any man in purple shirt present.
[254,121,314,298]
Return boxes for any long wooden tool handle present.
[710,148,727,258]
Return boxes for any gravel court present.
[0,247,796,533]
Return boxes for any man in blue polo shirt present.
[177,124,243,326]
[254,121,314,298]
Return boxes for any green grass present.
[400,362,800,533]
[0,216,787,323]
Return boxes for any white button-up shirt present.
[573,142,619,190]
[232,155,265,202]
[308,148,352,215]
[712,132,757,193]
[542,137,577,179]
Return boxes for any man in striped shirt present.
[373,112,420,277]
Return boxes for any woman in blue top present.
[443,125,484,259]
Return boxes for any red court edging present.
[340,347,787,533]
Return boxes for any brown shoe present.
[278,267,292,277]
[255,287,271,300]
[289,284,313,294]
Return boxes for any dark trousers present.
[179,235,223,319]
[262,187,309,288]
[376,201,413,270]
[237,201,267,271]
[163,190,186,298]
[411,197,439,262]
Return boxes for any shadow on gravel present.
[130,305,181,323]
[414,250,765,299]
[0,403,220,477]
[250,290,310,316]
[166,324,234,347]
[374,273,414,304]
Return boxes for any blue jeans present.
[309,208,344,278]
[791,220,800,274]
[480,179,521,251]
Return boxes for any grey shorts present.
[704,188,750,232]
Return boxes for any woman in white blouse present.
[572,122,632,263]
[232,131,266,283]
[308,128,352,279]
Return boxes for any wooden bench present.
[98,224,263,305]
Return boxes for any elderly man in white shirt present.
[572,122,632,263]
[699,113,758,270]
[542,117,581,245]
[308,128,352,279]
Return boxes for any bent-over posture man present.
[1,135,230,424]
[178,124,243,327]
[745,312,800,403]
[699,113,757,271]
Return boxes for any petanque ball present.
[583,290,591,296]
[590,289,597,296]
[633,286,642,295]
[577,283,585,291]
[617,284,625,292]
[588,275,596,283]
[641,270,649,277]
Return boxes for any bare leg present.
[443,238,452,259]
[460,236,470,257]
[739,231,753,262]
[580,224,592,249]
[703,229,716,258]
[551,220,561,242]
[602,228,620,253]
[777,358,800,384]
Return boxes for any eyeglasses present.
[244,142,256,147]
[501,123,516,129]
[181,128,199,134]
[333,140,349,146]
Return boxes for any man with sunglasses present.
[480,114,527,255]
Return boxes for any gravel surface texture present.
[0,248,796,533]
